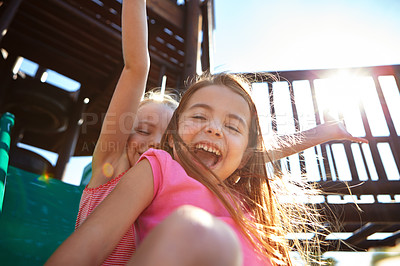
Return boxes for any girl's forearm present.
[266,122,367,162]
[122,0,149,73]
[266,129,324,162]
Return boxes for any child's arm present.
[91,0,149,186]
[266,120,368,162]
[45,159,154,265]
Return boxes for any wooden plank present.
[101,0,123,14]
[22,0,122,58]
[11,18,115,74]
[150,49,184,71]
[319,202,400,223]
[345,223,389,245]
[47,0,122,42]
[357,231,400,248]
[157,29,185,53]
[3,31,109,82]
[147,0,184,32]
[15,10,121,66]
[273,65,400,82]
[29,0,121,49]
[150,39,184,64]
[64,0,121,28]
[315,180,400,195]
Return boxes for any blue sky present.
[213,0,400,72]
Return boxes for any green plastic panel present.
[1,112,15,212]
[0,166,84,265]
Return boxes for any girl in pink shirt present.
[53,0,368,264]
[49,72,366,266]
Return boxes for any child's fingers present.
[352,136,369,144]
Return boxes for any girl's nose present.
[205,123,223,137]
[148,133,163,149]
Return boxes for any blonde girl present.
[73,0,175,264]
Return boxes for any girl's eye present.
[226,125,240,133]
[136,129,150,135]
[192,115,206,120]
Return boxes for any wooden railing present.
[248,65,400,251]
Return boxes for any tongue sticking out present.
[194,149,219,168]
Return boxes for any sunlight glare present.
[38,173,51,184]
[314,71,366,137]
[102,162,114,178]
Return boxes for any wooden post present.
[183,0,201,80]
[201,0,214,72]
[54,87,88,179]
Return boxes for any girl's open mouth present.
[193,143,222,168]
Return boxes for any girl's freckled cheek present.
[179,121,199,137]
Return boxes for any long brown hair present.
[161,73,324,265]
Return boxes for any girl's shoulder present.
[138,148,175,168]
[141,148,170,157]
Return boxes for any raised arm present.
[91,0,149,183]
[45,160,154,265]
[266,120,368,162]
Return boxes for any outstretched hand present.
[323,113,368,144]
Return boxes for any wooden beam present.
[55,87,88,179]
[3,31,109,82]
[319,202,400,223]
[64,0,121,27]
[315,180,400,195]
[47,0,122,41]
[22,1,121,59]
[11,16,118,69]
[345,223,389,246]
[147,0,184,31]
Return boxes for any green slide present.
[0,112,85,265]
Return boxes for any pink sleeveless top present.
[136,148,271,266]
